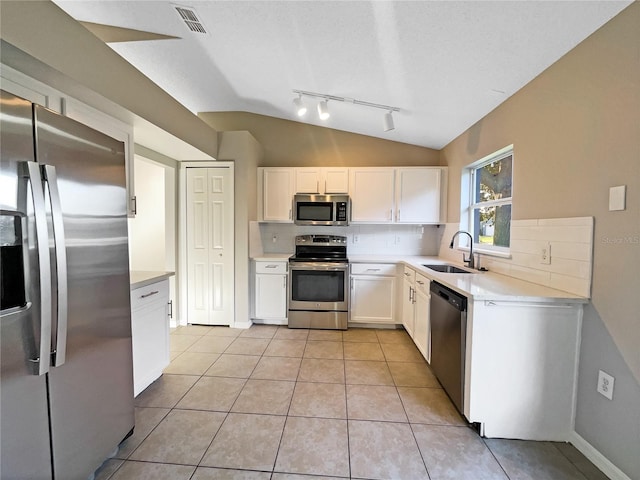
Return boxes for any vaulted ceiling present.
[53,1,631,149]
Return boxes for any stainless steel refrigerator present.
[0,90,135,480]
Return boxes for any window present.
[465,146,513,253]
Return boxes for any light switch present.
[609,185,626,211]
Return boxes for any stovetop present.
[290,234,348,263]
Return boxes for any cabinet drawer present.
[255,261,288,274]
[402,266,416,282]
[415,273,430,295]
[131,279,169,312]
[351,263,397,276]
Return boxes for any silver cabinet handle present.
[289,208,292,220]
[26,162,52,376]
[131,195,137,216]
[416,280,424,285]
[43,165,68,367]
[366,268,381,272]
[168,300,173,318]
[404,272,411,277]
[265,264,278,269]
[141,290,159,299]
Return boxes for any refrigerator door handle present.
[42,165,68,367]
[25,162,52,376]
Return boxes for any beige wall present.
[441,2,639,382]
[217,131,263,325]
[199,112,439,167]
[440,5,639,477]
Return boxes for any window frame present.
[460,145,513,257]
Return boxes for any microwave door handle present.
[42,165,68,367]
[25,162,52,376]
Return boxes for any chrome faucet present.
[449,230,475,269]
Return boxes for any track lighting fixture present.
[292,89,400,132]
[317,99,330,120]
[383,110,395,132]
[293,95,307,116]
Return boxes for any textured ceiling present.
[53,1,631,149]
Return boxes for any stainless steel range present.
[288,235,348,330]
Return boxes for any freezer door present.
[0,91,53,479]
[33,105,135,480]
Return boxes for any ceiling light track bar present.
[292,89,400,112]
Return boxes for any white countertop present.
[130,271,175,290]
[250,253,587,303]
[350,255,588,304]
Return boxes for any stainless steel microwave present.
[293,194,350,226]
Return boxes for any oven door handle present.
[289,263,348,272]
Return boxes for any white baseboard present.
[233,320,253,329]
[570,431,632,480]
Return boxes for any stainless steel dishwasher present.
[429,281,467,414]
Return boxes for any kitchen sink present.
[422,264,475,274]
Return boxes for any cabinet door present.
[396,168,441,223]
[131,282,170,397]
[323,168,349,194]
[295,168,321,193]
[414,281,431,362]
[255,274,287,319]
[263,168,294,221]
[350,275,396,324]
[350,168,395,223]
[401,278,415,337]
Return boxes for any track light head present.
[383,110,395,132]
[293,95,307,116]
[317,99,330,120]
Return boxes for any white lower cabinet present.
[413,274,431,362]
[130,279,170,397]
[253,260,288,324]
[349,263,398,324]
[466,300,582,440]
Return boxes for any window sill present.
[456,246,512,259]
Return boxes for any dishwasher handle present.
[430,281,467,312]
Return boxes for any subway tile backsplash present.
[252,217,593,298]
[438,217,594,297]
[251,222,441,257]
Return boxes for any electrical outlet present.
[353,235,359,244]
[395,235,401,245]
[272,234,277,243]
[540,242,551,265]
[597,370,614,400]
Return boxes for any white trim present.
[570,431,633,480]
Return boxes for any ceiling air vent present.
[173,5,208,34]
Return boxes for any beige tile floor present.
[95,324,609,480]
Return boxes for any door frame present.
[178,161,235,327]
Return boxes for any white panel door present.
[396,168,441,223]
[186,167,234,325]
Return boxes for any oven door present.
[288,262,349,312]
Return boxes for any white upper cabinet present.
[349,168,395,223]
[295,167,349,194]
[323,168,349,193]
[259,167,294,222]
[395,167,444,224]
